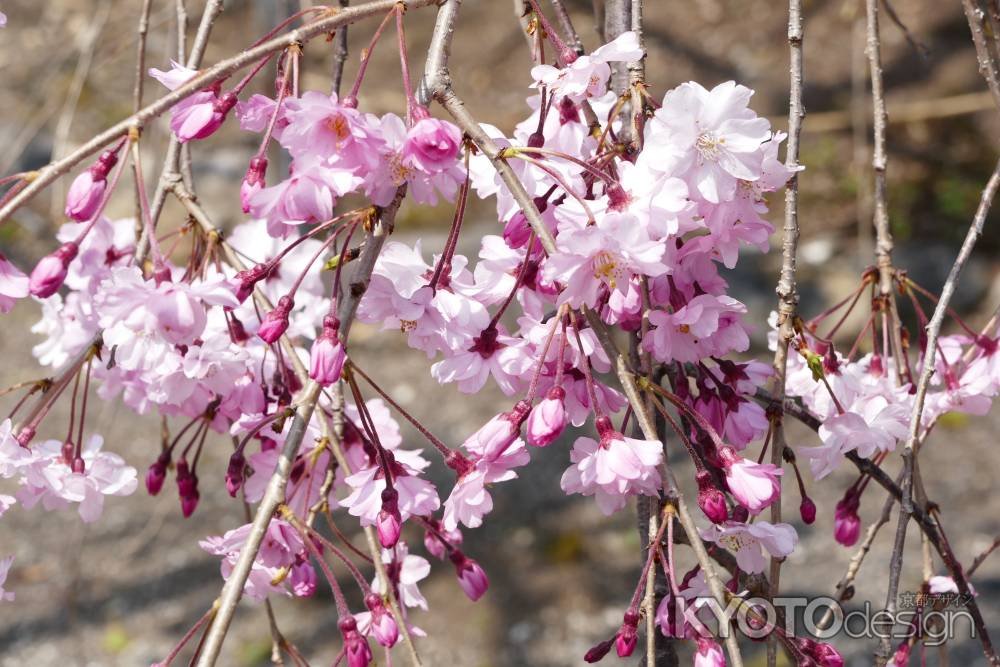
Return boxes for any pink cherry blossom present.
[0,254,29,313]
[530,31,642,102]
[149,60,198,90]
[700,520,797,573]
[559,417,663,515]
[647,81,771,203]
[718,446,782,514]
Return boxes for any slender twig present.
[765,3,804,665]
[549,0,583,54]
[132,0,156,229]
[881,158,1000,664]
[332,0,350,96]
[968,534,1000,577]
[864,0,906,386]
[962,0,1000,111]
[817,476,901,630]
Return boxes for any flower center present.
[719,533,756,552]
[325,114,351,143]
[695,131,725,162]
[592,251,623,289]
[388,152,412,185]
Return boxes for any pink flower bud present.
[423,519,461,560]
[450,551,488,601]
[526,387,566,447]
[615,626,637,658]
[290,561,317,597]
[65,149,117,221]
[584,639,614,663]
[29,243,78,298]
[180,489,200,518]
[146,458,167,496]
[258,295,294,344]
[172,91,237,143]
[812,641,845,667]
[800,496,817,524]
[240,156,268,214]
[696,469,729,524]
[339,617,372,667]
[309,318,346,386]
[365,594,399,647]
[225,450,246,497]
[694,637,725,667]
[376,489,401,549]
[834,499,861,547]
[233,264,271,303]
[502,212,532,249]
[463,401,529,460]
[65,170,106,222]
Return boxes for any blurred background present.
[1,0,1000,665]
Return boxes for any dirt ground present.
[1,0,1000,665]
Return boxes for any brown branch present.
[765,2,804,665]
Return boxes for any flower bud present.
[173,91,237,143]
[615,626,637,658]
[258,295,294,344]
[812,641,846,667]
[233,263,270,303]
[583,638,614,663]
[696,469,729,524]
[180,488,200,518]
[463,402,529,460]
[309,318,346,386]
[526,387,567,447]
[376,488,401,549]
[146,459,168,496]
[365,594,399,647]
[225,449,246,497]
[800,496,817,525]
[834,500,861,547]
[65,149,117,221]
[694,637,725,667]
[450,551,488,601]
[502,212,532,249]
[339,617,372,667]
[65,171,106,222]
[29,243,78,298]
[289,561,317,598]
[240,156,268,214]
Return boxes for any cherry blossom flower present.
[647,80,771,203]
[700,520,797,573]
[559,417,663,514]
[0,254,29,313]
[16,434,137,523]
[530,31,643,102]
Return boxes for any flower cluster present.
[9,5,992,665]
